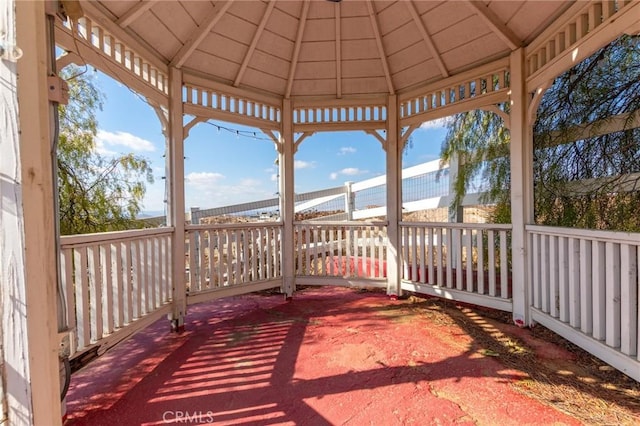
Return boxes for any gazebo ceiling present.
[86,0,574,99]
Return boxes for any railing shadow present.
[64,287,633,425]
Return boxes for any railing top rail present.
[186,222,284,231]
[526,224,640,245]
[294,220,389,227]
[400,222,512,230]
[60,227,174,247]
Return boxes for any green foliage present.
[440,35,640,231]
[57,66,154,235]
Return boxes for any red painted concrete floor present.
[65,287,580,425]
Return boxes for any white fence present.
[294,221,388,287]
[400,222,513,311]
[60,228,173,358]
[185,223,283,304]
[527,225,640,381]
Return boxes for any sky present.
[92,71,448,216]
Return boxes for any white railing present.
[185,223,283,299]
[62,17,169,96]
[294,221,388,285]
[400,222,513,311]
[527,225,640,381]
[60,228,173,358]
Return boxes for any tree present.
[440,35,640,231]
[57,66,154,235]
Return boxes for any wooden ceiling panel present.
[197,33,245,64]
[242,67,287,95]
[303,18,336,42]
[341,39,382,61]
[274,1,303,19]
[376,1,412,36]
[341,16,374,40]
[508,1,569,42]
[382,21,422,56]
[431,15,493,54]
[255,30,296,61]
[392,58,440,91]
[342,59,384,79]
[413,0,442,16]
[265,6,299,41]
[214,12,259,46]
[487,0,523,26]
[342,76,389,95]
[423,1,475,36]
[298,41,335,62]
[226,0,267,26]
[339,1,369,18]
[386,41,430,74]
[185,50,239,83]
[440,32,506,72]
[150,2,196,44]
[102,0,135,18]
[129,12,181,61]
[249,49,290,80]
[307,0,335,20]
[295,61,336,80]
[180,1,217,25]
[291,78,336,97]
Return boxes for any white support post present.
[509,49,533,327]
[280,99,295,297]
[0,0,63,424]
[344,181,354,220]
[386,95,402,297]
[168,67,186,331]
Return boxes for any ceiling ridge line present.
[285,0,310,99]
[365,0,395,95]
[405,0,449,78]
[170,1,233,69]
[234,0,277,87]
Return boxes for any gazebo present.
[2,0,639,424]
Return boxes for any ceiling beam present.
[116,0,154,28]
[234,0,276,87]
[285,1,310,98]
[405,0,448,78]
[465,0,521,50]
[366,0,395,95]
[170,1,233,69]
[335,2,342,98]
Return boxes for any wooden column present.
[509,48,533,326]
[280,99,295,297]
[385,95,401,297]
[168,67,186,330]
[0,0,62,423]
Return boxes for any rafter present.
[405,0,448,78]
[335,2,342,98]
[366,0,395,95]
[465,0,521,50]
[116,0,154,28]
[285,1,310,98]
[234,0,276,87]
[170,1,233,69]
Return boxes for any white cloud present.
[270,173,279,182]
[294,160,315,169]
[184,172,275,209]
[330,167,368,180]
[186,172,225,188]
[96,130,156,153]
[338,146,356,155]
[419,117,451,130]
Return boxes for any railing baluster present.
[487,230,496,296]
[605,242,621,348]
[102,244,114,335]
[499,230,508,299]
